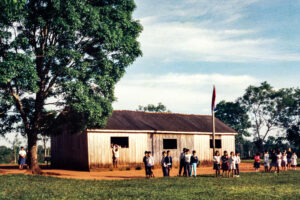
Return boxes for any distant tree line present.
[215,82,300,157]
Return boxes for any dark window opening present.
[210,139,222,148]
[163,139,177,149]
[111,137,129,148]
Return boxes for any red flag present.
[211,85,216,111]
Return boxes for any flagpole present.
[212,108,216,156]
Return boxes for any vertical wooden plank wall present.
[51,131,88,170]
[221,135,235,155]
[87,132,148,169]
[194,135,210,160]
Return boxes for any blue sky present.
[113,0,300,114]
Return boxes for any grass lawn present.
[1,171,300,200]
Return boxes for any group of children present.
[213,150,241,178]
[256,148,298,173]
[143,148,297,179]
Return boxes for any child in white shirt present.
[228,152,236,178]
[213,151,221,177]
[291,152,297,170]
[264,150,270,172]
[235,152,241,177]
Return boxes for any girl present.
[282,151,288,171]
[254,152,260,172]
[18,147,26,169]
[228,152,236,178]
[264,150,270,172]
[213,151,221,177]
[221,151,229,178]
[276,150,282,174]
[291,152,297,170]
[235,152,241,177]
[190,150,198,178]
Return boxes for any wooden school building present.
[51,110,237,170]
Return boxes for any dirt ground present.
[1,163,297,180]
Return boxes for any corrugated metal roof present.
[103,110,237,133]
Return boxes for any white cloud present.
[134,0,300,63]
[113,73,259,114]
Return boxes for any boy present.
[165,151,172,176]
[143,151,149,177]
[178,148,186,176]
[184,149,192,177]
[287,148,293,170]
[161,151,168,177]
[213,151,221,177]
[235,152,241,177]
[269,149,277,172]
[264,150,270,172]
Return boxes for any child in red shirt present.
[254,152,261,172]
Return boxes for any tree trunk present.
[27,132,42,174]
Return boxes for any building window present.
[163,139,177,149]
[210,139,222,148]
[111,137,129,148]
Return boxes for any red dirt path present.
[0,163,297,180]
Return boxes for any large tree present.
[215,100,251,151]
[239,82,284,152]
[0,0,142,173]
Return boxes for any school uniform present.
[184,154,192,176]
[178,152,185,176]
[235,156,241,175]
[221,155,229,171]
[165,156,172,176]
[213,155,221,170]
[190,155,198,177]
[229,156,236,170]
[161,156,168,176]
[18,150,26,165]
[282,155,287,167]
[146,156,154,176]
[287,151,292,164]
[270,153,277,167]
[264,153,270,167]
[291,154,297,167]
[276,153,282,168]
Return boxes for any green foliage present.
[137,102,171,112]
[215,100,251,152]
[0,172,300,199]
[0,146,14,163]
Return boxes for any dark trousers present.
[235,164,239,175]
[179,161,184,175]
[162,167,168,176]
[167,167,171,176]
[184,162,190,176]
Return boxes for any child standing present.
[291,152,297,170]
[254,152,260,172]
[165,151,173,176]
[235,152,241,177]
[147,151,154,178]
[264,150,270,172]
[213,151,221,177]
[269,149,277,172]
[282,151,288,171]
[184,149,192,177]
[221,151,229,178]
[143,151,149,177]
[161,151,168,177]
[190,150,198,178]
[228,152,236,178]
[178,148,186,176]
[276,150,282,174]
